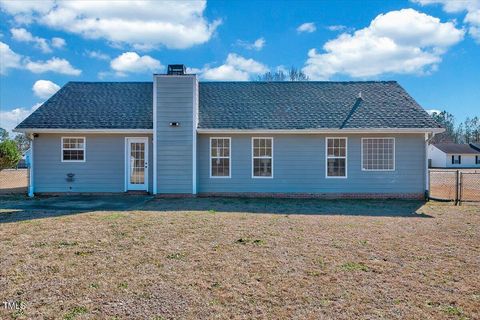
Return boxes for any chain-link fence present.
[459,172,480,203]
[429,169,480,204]
[0,168,28,194]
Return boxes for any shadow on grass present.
[0,194,433,223]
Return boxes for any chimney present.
[153,68,198,195]
[167,64,186,75]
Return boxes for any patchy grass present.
[340,262,370,272]
[0,197,479,319]
[63,306,87,320]
[166,252,187,260]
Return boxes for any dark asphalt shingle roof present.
[16,82,153,129]
[16,81,441,130]
[434,143,480,154]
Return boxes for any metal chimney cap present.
[167,64,186,75]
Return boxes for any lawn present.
[0,197,479,319]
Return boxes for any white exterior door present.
[126,138,148,191]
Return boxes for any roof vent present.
[167,64,186,75]
[358,91,363,100]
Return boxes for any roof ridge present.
[65,80,398,84]
[199,80,398,84]
[67,81,153,84]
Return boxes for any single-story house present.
[15,65,444,198]
[428,143,480,168]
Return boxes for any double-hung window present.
[326,137,347,178]
[362,138,395,171]
[62,137,85,162]
[452,155,461,165]
[252,138,273,178]
[210,137,231,177]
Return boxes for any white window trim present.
[325,137,347,179]
[209,137,231,178]
[61,137,86,162]
[124,137,149,192]
[361,137,396,171]
[252,137,274,179]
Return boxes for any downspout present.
[28,133,34,197]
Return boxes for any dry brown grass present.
[0,198,479,320]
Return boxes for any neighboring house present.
[428,143,480,168]
[14,65,444,198]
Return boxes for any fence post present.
[454,170,459,205]
[457,172,463,206]
[426,169,430,201]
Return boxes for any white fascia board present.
[196,128,445,134]
[13,128,153,134]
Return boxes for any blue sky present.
[1,0,479,133]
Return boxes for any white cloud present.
[186,67,202,74]
[413,0,480,42]
[25,57,82,75]
[0,0,54,23]
[10,27,51,53]
[0,103,42,134]
[426,109,442,115]
[86,50,110,61]
[110,52,162,75]
[32,80,60,99]
[51,37,66,48]
[201,53,269,81]
[0,41,78,76]
[412,0,477,13]
[327,25,347,31]
[297,22,316,33]
[1,0,221,50]
[0,41,22,74]
[237,37,265,50]
[303,9,464,79]
[10,28,66,51]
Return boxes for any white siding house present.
[428,143,480,168]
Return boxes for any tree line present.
[0,128,29,169]
[430,111,480,144]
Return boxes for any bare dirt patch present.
[0,197,479,319]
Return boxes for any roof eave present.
[13,128,154,134]
[196,128,445,134]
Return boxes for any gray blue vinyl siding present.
[33,134,153,193]
[197,133,426,194]
[155,76,196,194]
